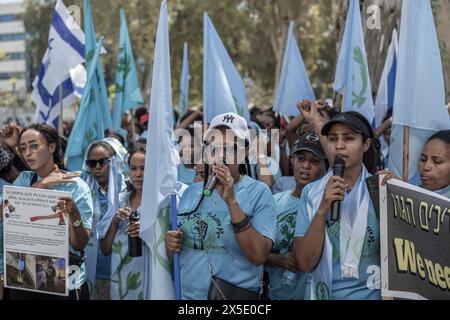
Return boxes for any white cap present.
[205,112,250,142]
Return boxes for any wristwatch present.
[71,219,82,228]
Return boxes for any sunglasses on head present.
[85,158,111,169]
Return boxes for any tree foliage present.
[24,0,449,109]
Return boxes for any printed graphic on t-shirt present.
[179,211,230,254]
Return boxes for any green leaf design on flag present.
[352,46,368,108]
[115,47,132,94]
[126,271,141,291]
[232,95,244,117]
[153,207,172,274]
[112,240,122,255]
[86,49,95,63]
[179,93,187,115]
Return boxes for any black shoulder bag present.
[201,222,262,300]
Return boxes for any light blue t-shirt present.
[178,163,196,186]
[177,175,276,300]
[295,178,381,300]
[13,171,94,290]
[266,190,310,300]
[0,178,12,275]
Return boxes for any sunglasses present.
[15,142,44,155]
[85,158,111,169]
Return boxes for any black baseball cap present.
[321,112,373,139]
[291,133,327,160]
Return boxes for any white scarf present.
[306,166,370,300]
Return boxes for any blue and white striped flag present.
[375,29,398,129]
[32,0,85,128]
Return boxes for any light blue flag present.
[84,0,112,130]
[139,0,179,300]
[65,37,107,170]
[112,9,144,130]
[334,0,374,124]
[203,13,251,124]
[389,0,450,182]
[178,42,190,123]
[274,21,315,117]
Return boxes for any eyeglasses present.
[15,143,43,155]
[85,158,111,169]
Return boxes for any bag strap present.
[199,210,264,299]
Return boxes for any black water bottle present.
[128,211,142,257]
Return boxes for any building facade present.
[0,0,27,96]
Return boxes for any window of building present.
[0,72,25,80]
[0,33,26,42]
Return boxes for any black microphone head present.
[333,156,345,177]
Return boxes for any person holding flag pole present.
[385,0,450,185]
[380,0,450,199]
[166,112,276,300]
[138,0,187,300]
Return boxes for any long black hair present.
[19,124,65,170]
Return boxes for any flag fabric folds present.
[203,13,251,124]
[178,42,190,123]
[334,0,374,124]
[32,0,85,128]
[139,0,179,300]
[274,21,315,117]
[65,37,107,171]
[84,0,112,130]
[112,8,144,130]
[389,0,450,182]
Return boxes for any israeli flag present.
[32,0,85,128]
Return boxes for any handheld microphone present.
[331,156,345,222]
[203,174,218,197]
